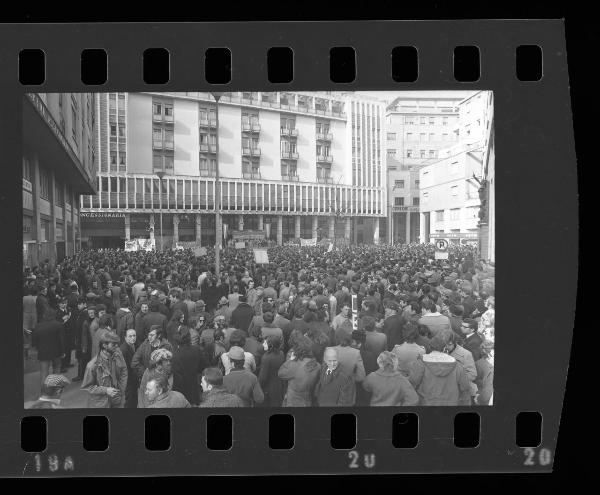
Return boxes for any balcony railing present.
[281,150,299,160]
[199,118,217,127]
[281,127,298,137]
[164,114,174,124]
[317,176,333,184]
[317,154,333,163]
[164,141,174,150]
[199,168,217,177]
[242,123,261,133]
[242,171,262,180]
[242,147,261,156]
[281,174,299,181]
[200,144,216,153]
[316,132,333,141]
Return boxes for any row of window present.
[83,177,382,214]
[393,197,420,206]
[23,159,72,207]
[388,132,455,142]
[388,149,438,159]
[393,179,420,188]
[433,207,479,221]
[404,116,451,125]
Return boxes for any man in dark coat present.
[171,328,208,405]
[382,301,405,351]
[230,295,254,333]
[36,286,50,322]
[142,300,168,338]
[314,347,354,406]
[168,288,189,324]
[32,309,65,390]
[119,329,139,408]
[460,318,483,361]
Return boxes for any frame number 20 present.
[523,447,552,466]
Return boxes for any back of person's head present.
[261,301,273,314]
[351,330,366,346]
[303,310,316,323]
[229,330,247,348]
[213,329,225,342]
[96,304,107,313]
[402,322,419,343]
[377,351,399,372]
[263,311,275,324]
[449,304,464,317]
[99,314,112,329]
[203,367,224,386]
[361,316,376,332]
[421,300,436,313]
[293,335,314,360]
[336,328,353,347]
[120,297,130,308]
[179,327,191,346]
[295,306,306,319]
[149,300,160,312]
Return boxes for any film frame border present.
[0,20,577,475]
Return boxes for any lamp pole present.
[211,92,224,278]
[156,170,166,251]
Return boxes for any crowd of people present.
[23,242,494,408]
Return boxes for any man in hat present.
[27,374,71,409]
[222,346,264,407]
[213,296,232,325]
[81,331,128,408]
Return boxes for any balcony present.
[317,176,333,184]
[242,171,261,180]
[281,150,299,160]
[200,144,216,154]
[317,154,333,163]
[164,114,174,124]
[316,132,333,141]
[242,147,261,156]
[281,127,298,137]
[164,141,174,151]
[153,140,163,150]
[199,118,217,128]
[242,123,261,133]
[282,174,299,182]
[199,168,216,177]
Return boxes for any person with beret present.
[81,331,128,408]
[222,346,264,407]
[27,374,70,409]
[138,348,174,408]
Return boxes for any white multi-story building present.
[418,91,494,249]
[80,92,386,248]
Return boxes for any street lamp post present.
[156,170,166,251]
[211,92,224,278]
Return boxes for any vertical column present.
[405,211,411,244]
[238,214,244,231]
[353,218,358,244]
[419,212,426,244]
[345,217,351,241]
[32,155,42,267]
[328,216,335,239]
[149,214,155,241]
[70,190,76,255]
[295,216,301,239]
[62,184,68,256]
[277,215,283,246]
[49,170,57,263]
[373,218,380,245]
[312,216,318,239]
[257,214,264,231]
[124,213,131,241]
[172,214,179,245]
[195,214,202,244]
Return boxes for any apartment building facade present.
[23,92,97,268]
[80,92,386,248]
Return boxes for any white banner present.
[327,243,333,253]
[137,238,155,252]
[124,240,138,252]
[265,223,271,240]
[254,249,269,264]
[435,251,449,260]
[173,242,184,250]
[235,241,246,249]
[300,237,317,246]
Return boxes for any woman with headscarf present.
[361,351,419,406]
[277,335,320,407]
[138,348,173,408]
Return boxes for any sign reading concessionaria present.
[81,213,126,219]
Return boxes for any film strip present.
[0,20,577,476]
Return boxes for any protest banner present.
[300,237,317,247]
[124,240,138,252]
[253,249,269,264]
[235,241,246,249]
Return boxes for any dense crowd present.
[24,242,494,408]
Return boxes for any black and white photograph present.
[22,90,495,409]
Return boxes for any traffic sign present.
[435,239,449,251]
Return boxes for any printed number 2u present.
[348,450,376,469]
[523,448,552,466]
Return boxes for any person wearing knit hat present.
[27,374,70,409]
[137,347,174,408]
